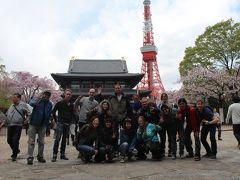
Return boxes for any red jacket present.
[177,106,199,132]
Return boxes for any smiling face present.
[125,121,132,129]
[102,102,109,110]
[138,116,146,127]
[92,117,99,128]
[197,100,204,112]
[178,101,187,111]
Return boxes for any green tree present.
[179,19,240,77]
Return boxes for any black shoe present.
[218,138,223,141]
[37,157,46,163]
[202,153,211,158]
[27,157,33,165]
[11,156,17,162]
[51,154,57,162]
[60,155,69,160]
[186,153,194,158]
[194,156,201,161]
[209,155,216,160]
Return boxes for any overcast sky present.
[0,0,239,90]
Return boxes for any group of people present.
[1,84,240,165]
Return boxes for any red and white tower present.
[138,0,165,100]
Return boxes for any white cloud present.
[0,0,239,90]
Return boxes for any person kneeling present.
[75,116,99,163]
[119,118,137,163]
[95,118,115,163]
[136,116,162,160]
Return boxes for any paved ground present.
[0,125,240,180]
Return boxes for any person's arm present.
[225,106,232,124]
[129,134,137,152]
[52,102,59,124]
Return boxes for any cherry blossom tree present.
[181,67,240,106]
[10,71,61,103]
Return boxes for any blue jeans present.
[201,125,217,155]
[7,126,22,157]
[76,145,95,157]
[119,142,130,157]
[53,123,70,155]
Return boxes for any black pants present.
[233,124,240,144]
[95,145,114,162]
[185,126,201,157]
[171,122,185,156]
[160,123,172,155]
[7,126,22,157]
[201,125,217,155]
[136,140,161,159]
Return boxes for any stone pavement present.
[0,125,240,180]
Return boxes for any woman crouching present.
[75,116,99,163]
[119,118,137,163]
[136,116,162,160]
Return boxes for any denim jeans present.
[201,125,217,155]
[185,125,201,156]
[76,144,95,158]
[27,125,46,158]
[119,142,130,157]
[7,125,22,157]
[53,122,70,155]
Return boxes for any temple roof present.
[68,59,128,74]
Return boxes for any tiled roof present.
[68,59,128,74]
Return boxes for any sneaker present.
[60,155,69,160]
[51,155,57,162]
[27,157,33,165]
[120,157,125,163]
[171,155,176,160]
[37,157,46,163]
[218,138,223,141]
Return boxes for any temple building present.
[51,59,149,98]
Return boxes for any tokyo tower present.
[137,0,165,100]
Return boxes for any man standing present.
[0,93,30,161]
[197,99,219,159]
[109,84,132,151]
[75,88,99,129]
[226,95,240,149]
[176,98,201,161]
[51,89,75,162]
[27,90,52,165]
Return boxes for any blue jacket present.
[29,98,52,127]
[120,128,136,151]
[137,123,161,143]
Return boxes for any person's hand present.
[95,149,98,155]
[159,118,164,124]
[97,87,102,94]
